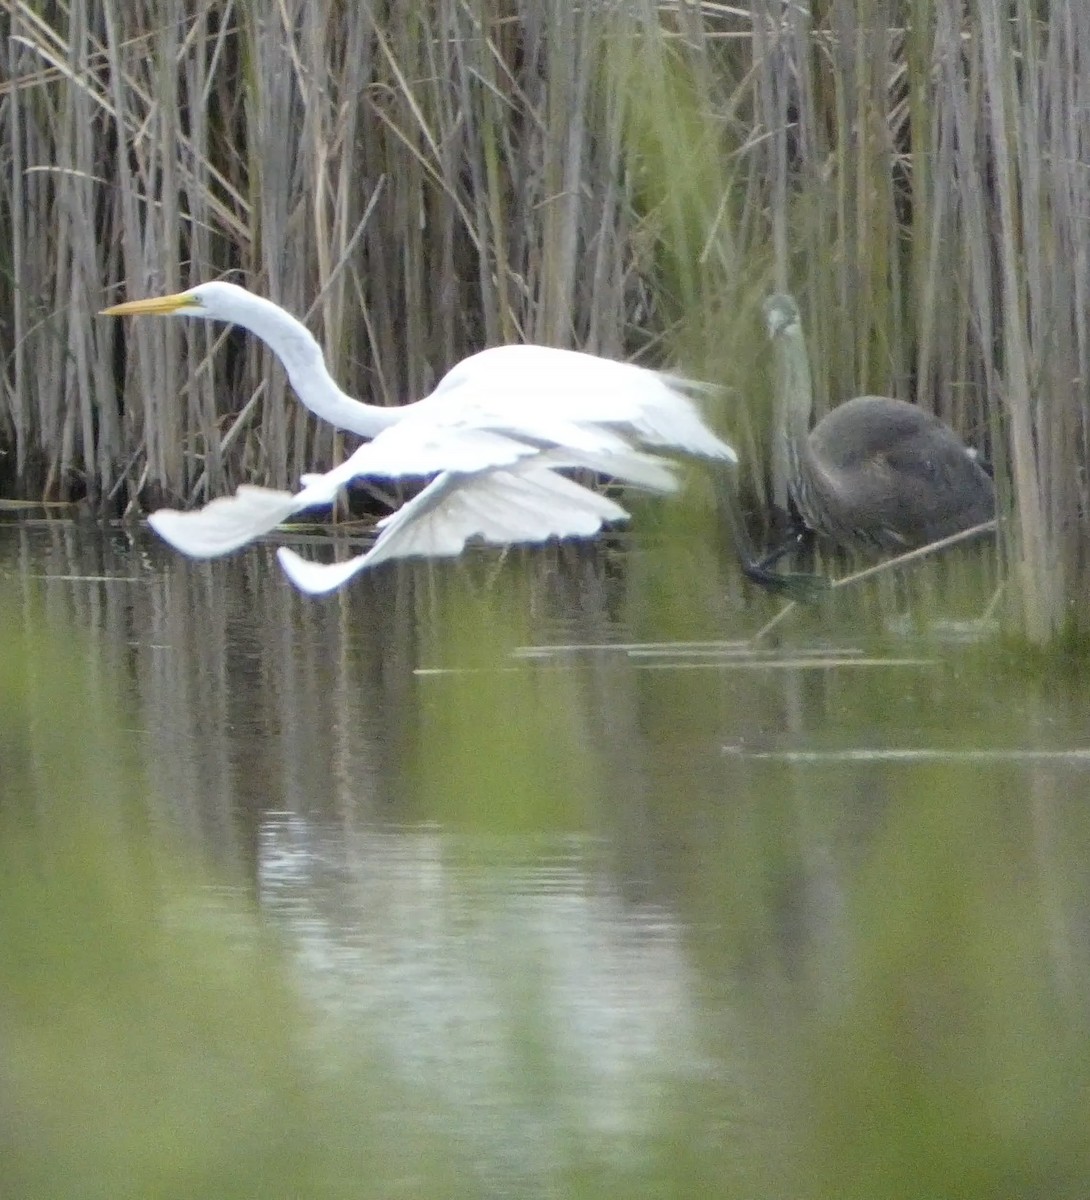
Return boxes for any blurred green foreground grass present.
[3,582,1090,1199]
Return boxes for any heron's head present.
[762,293,801,340]
[99,280,249,321]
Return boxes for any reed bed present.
[1,1,1089,643]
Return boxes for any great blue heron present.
[103,282,762,595]
[758,293,995,577]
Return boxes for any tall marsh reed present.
[2,1,1088,643]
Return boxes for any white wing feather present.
[276,465,630,595]
[489,446,679,496]
[148,444,676,560]
[367,466,629,563]
[148,486,301,557]
[427,345,736,462]
[313,423,539,484]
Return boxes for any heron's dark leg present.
[738,556,827,598]
[756,522,815,572]
[719,481,828,600]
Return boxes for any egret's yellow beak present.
[99,292,200,317]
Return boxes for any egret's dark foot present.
[742,564,830,602]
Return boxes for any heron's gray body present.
[795,394,995,553]
[764,294,995,557]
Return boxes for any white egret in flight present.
[101,282,751,593]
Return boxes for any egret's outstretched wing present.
[148,439,677,560]
[145,430,535,559]
[276,465,630,595]
[148,486,301,557]
[274,546,378,595]
[307,401,657,489]
[428,345,736,462]
[367,464,630,564]
[319,423,540,484]
[504,446,679,496]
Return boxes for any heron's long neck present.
[229,295,401,438]
[773,323,816,507]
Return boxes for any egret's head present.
[99,280,248,320]
[762,293,801,340]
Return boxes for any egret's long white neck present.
[213,292,402,438]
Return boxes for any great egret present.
[760,293,995,570]
[101,282,758,592]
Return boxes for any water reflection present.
[261,818,699,1176]
[5,517,1090,1192]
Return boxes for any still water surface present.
[6,516,1090,1192]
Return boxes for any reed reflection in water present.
[5,516,1090,1196]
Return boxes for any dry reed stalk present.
[975,3,1051,642]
